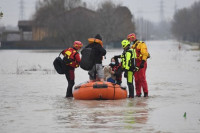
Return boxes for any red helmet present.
[73,41,83,50]
[127,33,136,42]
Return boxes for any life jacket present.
[88,38,103,47]
[63,47,79,68]
[131,40,150,61]
[111,64,120,72]
[88,38,105,61]
[121,49,136,71]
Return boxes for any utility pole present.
[19,0,25,20]
[136,9,144,40]
[159,0,165,22]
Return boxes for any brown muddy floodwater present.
[0,40,200,133]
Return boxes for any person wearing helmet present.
[86,34,106,82]
[120,39,137,98]
[127,33,149,97]
[61,41,83,97]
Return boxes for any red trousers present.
[134,60,148,96]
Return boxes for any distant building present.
[2,7,96,42]
[18,20,48,41]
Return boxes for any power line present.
[159,0,165,22]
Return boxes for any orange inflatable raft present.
[73,81,127,100]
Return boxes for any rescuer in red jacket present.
[62,41,83,97]
[127,33,150,97]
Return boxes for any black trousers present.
[65,66,75,97]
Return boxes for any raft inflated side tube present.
[73,81,127,100]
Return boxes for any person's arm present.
[101,47,106,56]
[97,44,106,56]
[75,53,81,63]
[140,42,149,61]
[125,52,131,70]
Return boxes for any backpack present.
[80,47,95,71]
[53,52,65,74]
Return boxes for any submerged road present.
[0,40,200,133]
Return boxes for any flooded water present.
[0,40,200,133]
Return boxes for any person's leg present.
[65,69,75,97]
[96,64,104,81]
[134,71,142,97]
[107,77,115,83]
[140,61,148,97]
[127,71,134,98]
[88,65,96,82]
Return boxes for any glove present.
[134,67,139,72]
[140,60,145,68]
[147,53,150,59]
[124,70,127,78]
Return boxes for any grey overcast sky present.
[0,0,199,27]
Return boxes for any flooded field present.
[0,40,200,133]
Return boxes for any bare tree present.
[97,1,135,43]
[33,0,84,46]
[33,0,135,48]
[172,1,200,44]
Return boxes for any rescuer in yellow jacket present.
[120,39,137,98]
[127,33,149,97]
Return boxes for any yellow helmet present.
[121,39,130,48]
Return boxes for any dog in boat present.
[103,65,116,81]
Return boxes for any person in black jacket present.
[86,34,106,81]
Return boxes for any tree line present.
[172,1,200,43]
[33,0,135,47]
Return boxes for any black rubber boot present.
[136,93,141,97]
[128,83,134,98]
[66,93,73,98]
[144,92,148,97]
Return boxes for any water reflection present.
[123,98,149,130]
[53,97,149,132]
